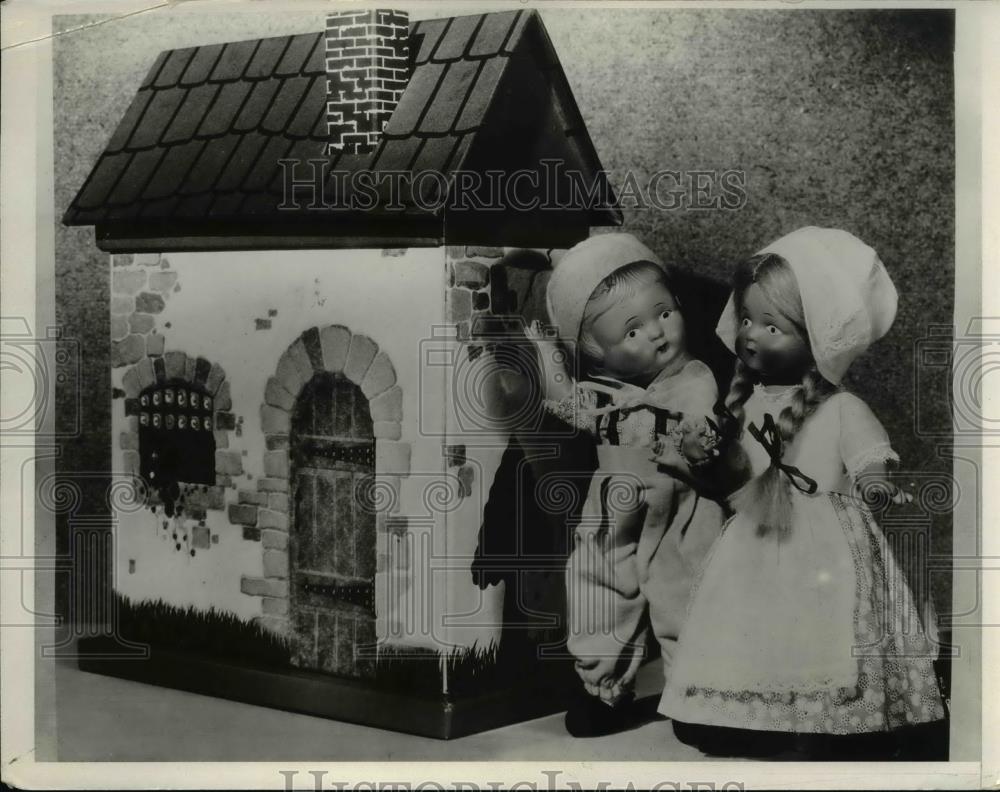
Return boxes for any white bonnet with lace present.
[545,233,666,356]
[715,226,899,385]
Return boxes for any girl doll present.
[534,233,727,737]
[658,227,945,758]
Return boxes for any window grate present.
[137,380,217,487]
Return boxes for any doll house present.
[63,8,624,737]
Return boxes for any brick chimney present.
[326,9,410,154]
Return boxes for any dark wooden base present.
[76,638,574,739]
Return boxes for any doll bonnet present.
[715,227,898,385]
[545,233,665,355]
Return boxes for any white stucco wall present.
[111,247,455,631]
[436,437,508,652]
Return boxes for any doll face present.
[736,283,812,379]
[586,280,687,384]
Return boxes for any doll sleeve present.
[541,382,599,434]
[837,392,900,478]
[668,360,720,442]
[673,359,719,418]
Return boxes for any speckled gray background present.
[54,8,955,613]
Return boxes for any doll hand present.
[853,467,915,508]
[679,416,722,466]
[883,480,914,505]
[584,679,630,706]
[648,424,738,499]
[648,435,695,483]
[576,656,617,686]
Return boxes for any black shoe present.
[564,690,638,737]
[672,721,795,758]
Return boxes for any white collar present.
[751,382,803,404]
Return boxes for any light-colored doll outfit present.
[544,234,725,704]
[659,227,945,733]
[553,360,725,703]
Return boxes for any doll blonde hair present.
[724,253,837,538]
[577,260,678,375]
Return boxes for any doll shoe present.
[564,689,640,737]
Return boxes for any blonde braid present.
[731,366,836,539]
[723,359,756,433]
[776,367,836,444]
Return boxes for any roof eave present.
[91,212,445,252]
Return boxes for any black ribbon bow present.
[747,412,819,495]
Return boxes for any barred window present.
[135,381,216,487]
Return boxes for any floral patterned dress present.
[658,384,945,734]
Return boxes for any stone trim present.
[112,257,238,511]
[117,344,238,529]
[228,503,257,526]
[445,245,519,359]
[238,489,268,507]
[240,576,288,597]
[446,244,536,501]
[249,325,410,633]
[456,464,475,498]
[444,444,466,467]
[110,254,180,369]
[445,246,558,350]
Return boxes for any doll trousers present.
[565,453,723,704]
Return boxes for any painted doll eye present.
[627,329,639,339]
[660,310,672,320]
[767,325,780,335]
[740,317,752,329]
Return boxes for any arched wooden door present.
[289,371,377,678]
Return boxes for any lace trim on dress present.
[662,493,945,734]
[845,443,900,478]
[541,396,595,433]
[682,682,861,705]
[751,383,802,405]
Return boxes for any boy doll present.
[536,234,726,736]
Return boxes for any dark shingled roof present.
[64,10,620,246]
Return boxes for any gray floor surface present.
[51,656,713,762]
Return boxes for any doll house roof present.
[63,10,621,252]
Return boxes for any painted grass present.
[113,591,291,667]
[110,592,569,698]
